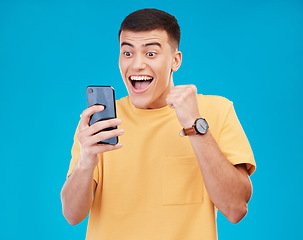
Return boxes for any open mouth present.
[129,75,154,92]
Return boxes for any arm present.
[61,105,124,225]
[61,162,97,225]
[166,85,252,224]
[189,132,252,223]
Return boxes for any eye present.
[146,52,156,57]
[123,52,132,57]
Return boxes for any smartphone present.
[86,86,118,145]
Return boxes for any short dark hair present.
[118,8,181,50]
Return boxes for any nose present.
[132,54,146,71]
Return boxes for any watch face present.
[195,118,209,134]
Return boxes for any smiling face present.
[119,29,182,109]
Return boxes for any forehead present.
[119,29,170,47]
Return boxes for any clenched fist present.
[166,85,201,128]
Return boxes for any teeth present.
[130,76,153,81]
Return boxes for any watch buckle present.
[179,129,186,137]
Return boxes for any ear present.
[172,51,182,72]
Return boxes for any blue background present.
[0,0,302,239]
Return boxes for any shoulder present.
[198,94,231,104]
[197,94,233,113]
[115,96,131,117]
[116,96,129,108]
[197,94,235,137]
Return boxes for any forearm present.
[61,159,96,225]
[189,132,252,223]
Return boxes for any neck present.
[149,77,174,109]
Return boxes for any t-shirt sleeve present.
[217,102,256,176]
[66,124,100,184]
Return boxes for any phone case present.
[86,86,118,145]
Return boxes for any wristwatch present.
[180,118,209,136]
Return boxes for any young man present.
[61,9,256,240]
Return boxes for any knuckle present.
[190,85,197,92]
[100,119,118,128]
[185,86,192,93]
[82,105,100,118]
[97,129,121,142]
[109,118,119,126]
[91,123,104,133]
[185,88,194,95]
[95,131,108,142]
[178,94,185,101]
[101,131,115,140]
[82,108,90,117]
[90,123,100,133]
[79,116,88,126]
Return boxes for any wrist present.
[181,115,201,129]
[76,155,98,174]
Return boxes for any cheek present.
[158,60,173,79]
[119,59,127,76]
[119,57,123,68]
[154,57,171,73]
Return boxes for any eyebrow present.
[144,42,162,48]
[121,42,134,48]
[120,42,162,48]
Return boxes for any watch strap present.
[183,127,197,136]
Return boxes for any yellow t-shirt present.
[67,95,256,240]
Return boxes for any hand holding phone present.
[76,104,123,171]
[86,86,119,145]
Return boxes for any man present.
[61,8,256,240]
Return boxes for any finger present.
[78,118,122,147]
[166,95,175,108]
[167,85,197,104]
[79,105,105,130]
[173,84,197,91]
[86,118,122,136]
[169,85,187,94]
[90,142,123,155]
[166,92,185,108]
[170,85,197,95]
[88,128,124,145]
